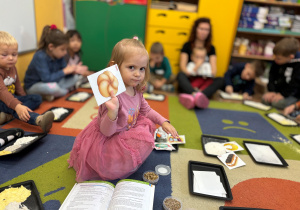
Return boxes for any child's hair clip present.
[133,36,139,40]
[50,24,57,30]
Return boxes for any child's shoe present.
[179,93,195,109]
[0,112,13,125]
[162,84,175,92]
[42,95,55,102]
[194,92,209,109]
[36,111,54,133]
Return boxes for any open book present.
[186,62,212,77]
[59,179,155,210]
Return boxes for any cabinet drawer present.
[146,27,190,45]
[164,44,182,61]
[148,9,197,29]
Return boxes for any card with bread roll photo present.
[87,64,126,106]
[218,152,246,170]
[222,141,244,152]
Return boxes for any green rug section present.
[0,153,75,205]
[168,97,300,161]
[168,96,203,150]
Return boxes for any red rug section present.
[2,88,93,137]
[3,90,169,136]
[225,178,300,210]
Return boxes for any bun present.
[225,154,238,167]
[97,71,119,98]
[224,143,239,151]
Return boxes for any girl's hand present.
[75,63,88,75]
[63,65,76,75]
[15,104,32,122]
[283,104,296,115]
[162,121,178,138]
[105,90,119,121]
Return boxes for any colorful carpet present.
[1,89,300,210]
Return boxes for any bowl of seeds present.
[143,170,159,185]
[163,196,182,210]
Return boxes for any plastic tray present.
[290,134,300,144]
[243,141,288,167]
[0,133,47,157]
[143,93,165,101]
[0,180,44,210]
[219,207,272,210]
[201,135,229,157]
[266,113,298,127]
[243,100,271,111]
[66,91,92,102]
[188,161,233,200]
[44,107,74,122]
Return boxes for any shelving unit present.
[232,0,300,62]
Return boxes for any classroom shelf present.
[237,27,300,38]
[245,0,300,7]
[232,53,274,61]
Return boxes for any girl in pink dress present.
[68,38,178,182]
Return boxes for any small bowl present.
[143,170,159,185]
[163,196,182,210]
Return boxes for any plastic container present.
[163,196,182,210]
[143,170,159,185]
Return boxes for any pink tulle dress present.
[68,91,167,182]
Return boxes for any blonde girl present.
[68,38,178,182]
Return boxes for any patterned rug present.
[1,89,300,210]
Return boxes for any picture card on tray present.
[222,141,244,152]
[88,64,126,106]
[168,135,186,144]
[218,152,246,170]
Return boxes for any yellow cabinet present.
[148,9,197,29]
[146,27,190,45]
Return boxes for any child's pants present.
[262,96,298,110]
[0,94,42,125]
[26,75,80,97]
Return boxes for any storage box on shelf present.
[232,0,300,62]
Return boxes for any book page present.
[108,180,155,210]
[59,182,115,210]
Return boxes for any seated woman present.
[177,17,224,109]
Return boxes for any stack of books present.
[239,4,269,29]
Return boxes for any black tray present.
[0,180,44,210]
[243,141,288,167]
[219,207,272,210]
[243,100,272,111]
[266,113,298,127]
[290,134,300,144]
[201,135,229,157]
[0,133,47,157]
[44,107,74,122]
[143,93,165,101]
[66,91,92,102]
[188,161,233,200]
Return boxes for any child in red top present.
[0,31,54,132]
[68,38,178,182]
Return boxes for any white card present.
[218,152,246,170]
[87,64,126,106]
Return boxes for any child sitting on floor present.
[262,37,300,109]
[68,37,178,182]
[147,42,174,93]
[0,31,54,133]
[224,60,265,100]
[283,101,300,124]
[24,25,86,101]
